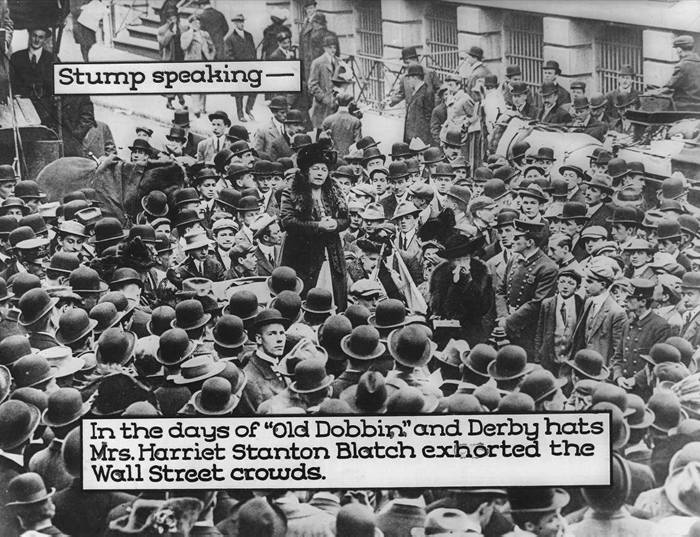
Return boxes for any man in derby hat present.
[459,45,492,98]
[506,486,569,537]
[508,81,536,120]
[535,268,583,376]
[254,96,290,156]
[19,288,60,351]
[582,173,614,231]
[605,64,639,123]
[209,218,238,272]
[387,46,440,111]
[224,14,258,122]
[680,271,700,347]
[570,256,628,363]
[381,162,411,219]
[568,96,608,142]
[6,472,64,536]
[612,278,670,390]
[128,138,156,166]
[542,59,571,108]
[308,34,341,131]
[537,81,572,125]
[242,308,291,411]
[654,35,700,111]
[322,93,362,157]
[400,63,435,146]
[197,110,231,164]
[391,200,424,284]
[496,219,558,358]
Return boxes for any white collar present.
[0,450,24,467]
[589,291,609,310]
[258,242,275,256]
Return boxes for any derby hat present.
[225,290,260,320]
[216,188,242,210]
[213,314,248,350]
[497,392,535,412]
[423,147,444,165]
[0,399,40,450]
[172,354,225,385]
[0,197,30,216]
[0,215,18,240]
[649,390,683,433]
[93,217,126,245]
[89,302,121,335]
[340,325,385,361]
[368,298,407,330]
[446,185,472,206]
[56,308,97,346]
[289,359,333,394]
[0,365,9,403]
[607,157,629,180]
[302,288,336,315]
[14,180,46,200]
[317,314,352,360]
[141,190,169,217]
[42,387,89,427]
[390,142,412,159]
[13,354,56,388]
[556,201,587,221]
[641,342,681,366]
[626,393,655,429]
[6,472,54,507]
[436,233,485,259]
[270,290,303,324]
[510,81,528,96]
[517,369,566,403]
[174,187,200,208]
[18,288,58,327]
[267,266,304,295]
[0,335,34,368]
[96,328,136,366]
[564,349,609,381]
[254,308,291,330]
[340,371,388,413]
[657,219,683,241]
[482,178,507,200]
[607,205,639,225]
[507,486,569,513]
[208,110,231,124]
[386,385,439,414]
[342,303,371,328]
[388,325,435,368]
[110,267,143,289]
[147,305,176,337]
[461,343,496,378]
[542,60,562,74]
[487,345,534,381]
[583,173,614,194]
[0,277,11,303]
[172,299,211,331]
[193,377,240,415]
[388,161,410,180]
[157,328,196,366]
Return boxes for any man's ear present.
[523,521,536,532]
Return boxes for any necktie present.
[31,54,37,65]
[560,301,567,325]
[216,138,220,152]
[401,234,407,250]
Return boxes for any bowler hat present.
[157,328,196,366]
[96,328,136,366]
[147,305,176,336]
[225,290,260,320]
[0,335,33,368]
[91,372,154,416]
[18,288,58,327]
[0,399,40,450]
[254,308,291,330]
[213,314,248,349]
[441,128,463,148]
[14,180,46,201]
[340,325,385,361]
[0,215,18,240]
[89,302,121,335]
[174,187,200,208]
[467,46,483,60]
[509,81,528,96]
[626,393,655,429]
[641,342,681,366]
[406,63,424,77]
[317,314,352,361]
[6,472,54,507]
[493,165,519,183]
[289,359,333,393]
[583,173,614,194]
[267,266,304,295]
[291,134,313,151]
[56,308,97,346]
[94,217,126,245]
[673,35,695,49]
[387,385,438,414]
[482,179,507,200]
[542,60,561,74]
[540,81,557,96]
[368,298,407,330]
[508,486,569,513]
[581,453,631,512]
[208,109,231,125]
[572,95,589,110]
[506,64,522,77]
[0,197,29,217]
[564,349,609,381]
[141,191,169,217]
[390,142,412,159]
[13,354,55,388]
[607,205,639,225]
[165,125,186,142]
[172,299,211,331]
[343,303,371,328]
[193,377,239,415]
[42,387,89,428]
[423,147,444,165]
[682,271,700,290]
[388,161,410,181]
[517,369,566,404]
[556,201,587,221]
[401,46,418,61]
[648,391,683,433]
[341,371,388,413]
[388,325,435,368]
[607,158,628,179]
[270,290,303,324]
[461,343,496,378]
[487,345,534,381]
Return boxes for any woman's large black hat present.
[297,141,337,173]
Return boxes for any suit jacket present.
[331,369,363,398]
[570,115,608,142]
[322,109,362,156]
[664,52,700,110]
[242,353,288,412]
[0,454,23,537]
[10,48,55,100]
[197,135,229,164]
[380,193,399,220]
[681,308,700,348]
[395,231,423,285]
[587,202,614,232]
[184,131,205,159]
[612,311,670,380]
[254,119,285,156]
[535,294,583,373]
[572,294,628,365]
[390,67,440,107]
[308,53,337,129]
[404,82,434,145]
[177,255,226,282]
[224,29,256,60]
[269,133,293,160]
[538,104,572,125]
[254,245,280,277]
[29,331,60,351]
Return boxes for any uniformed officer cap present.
[629,278,655,300]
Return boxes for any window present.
[425,3,459,79]
[354,1,385,109]
[596,24,643,94]
[504,13,544,91]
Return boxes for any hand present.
[617,377,635,390]
[452,265,467,283]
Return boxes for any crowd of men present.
[3,0,700,536]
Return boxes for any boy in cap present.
[175,230,225,282]
[680,271,700,346]
[197,110,231,163]
[210,218,238,271]
[653,274,683,333]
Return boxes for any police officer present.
[656,35,700,111]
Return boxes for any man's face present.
[548,241,567,262]
[234,20,245,31]
[29,29,49,51]
[199,178,217,200]
[265,223,283,245]
[433,175,453,195]
[611,285,629,306]
[583,277,605,297]
[590,163,607,175]
[165,139,184,155]
[0,182,15,199]
[371,172,388,195]
[409,194,428,211]
[349,212,363,229]
[542,69,557,84]
[626,295,643,314]
[257,323,286,357]
[559,220,579,238]
[584,186,604,205]
[59,234,84,253]
[584,236,604,254]
[155,222,171,235]
[215,228,235,250]
[477,206,497,225]
[390,177,408,197]
[542,93,558,107]
[131,149,149,165]
[683,289,700,309]
[397,214,417,234]
[238,151,255,167]
[511,233,529,253]
[158,251,172,268]
[512,93,527,108]
[273,108,288,122]
[363,219,382,234]
[240,251,257,271]
[324,44,337,56]
[355,295,380,312]
[255,175,272,193]
[497,224,515,248]
[573,106,589,122]
[520,196,540,218]
[190,245,209,262]
[305,4,316,18]
[630,250,651,268]
[659,239,679,255]
[360,252,380,274]
[211,119,226,137]
[571,88,585,99]
[240,209,259,227]
[562,170,579,191]
[335,176,351,195]
[280,37,292,51]
[611,223,631,243]
[619,74,633,90]
[444,145,460,161]
[366,158,384,174]
[558,276,577,298]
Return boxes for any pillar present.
[542,17,595,91]
[643,29,676,88]
[318,0,356,55]
[456,5,504,78]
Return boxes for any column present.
[542,17,595,91]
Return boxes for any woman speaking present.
[279,141,349,310]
